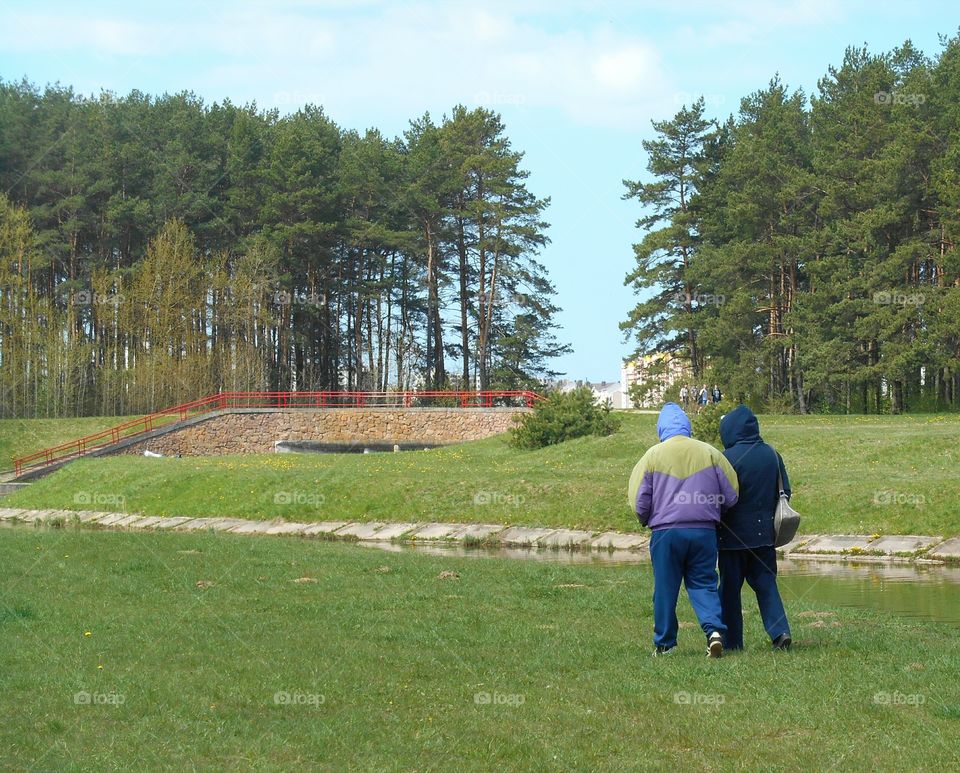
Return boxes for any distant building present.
[621,354,690,408]
[588,380,625,408]
[554,378,628,409]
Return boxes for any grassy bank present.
[0,415,156,472]
[5,412,959,536]
[1,528,957,770]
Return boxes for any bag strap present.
[768,443,787,497]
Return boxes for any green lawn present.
[0,529,957,770]
[5,412,959,537]
[0,414,157,473]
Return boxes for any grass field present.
[4,412,959,537]
[0,416,154,473]
[1,528,957,770]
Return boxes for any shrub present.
[509,387,621,449]
[691,403,724,447]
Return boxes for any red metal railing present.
[12,390,543,476]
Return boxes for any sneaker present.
[772,634,792,651]
[652,645,675,657]
[706,631,723,658]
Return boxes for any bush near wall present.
[509,387,621,449]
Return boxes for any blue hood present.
[719,404,761,448]
[657,402,692,441]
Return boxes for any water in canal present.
[361,541,960,625]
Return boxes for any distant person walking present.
[679,385,689,406]
[697,385,709,412]
[718,405,792,651]
[627,403,739,657]
[711,384,722,404]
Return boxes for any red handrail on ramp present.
[12,390,543,476]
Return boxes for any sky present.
[0,0,956,381]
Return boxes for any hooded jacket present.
[627,403,739,530]
[718,405,791,550]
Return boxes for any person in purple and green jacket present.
[627,403,740,658]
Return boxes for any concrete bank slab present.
[537,529,595,548]
[777,535,816,554]
[175,518,216,531]
[302,521,351,535]
[205,519,254,532]
[455,524,504,541]
[929,537,960,560]
[498,527,557,546]
[869,535,942,554]
[408,523,467,540]
[127,516,165,529]
[112,515,145,527]
[7,507,960,565]
[23,509,74,524]
[95,513,130,526]
[77,511,116,523]
[151,517,197,530]
[368,523,420,540]
[335,522,386,539]
[795,534,875,553]
[265,522,311,536]
[17,509,56,523]
[228,521,275,535]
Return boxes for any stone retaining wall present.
[115,408,526,457]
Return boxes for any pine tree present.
[622,98,713,378]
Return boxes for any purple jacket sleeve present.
[636,472,653,526]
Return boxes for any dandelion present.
[84,631,92,637]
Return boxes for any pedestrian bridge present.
[11,391,542,480]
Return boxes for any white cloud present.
[2,12,162,56]
[0,0,851,129]
[591,46,661,94]
[0,2,677,129]
[679,0,847,45]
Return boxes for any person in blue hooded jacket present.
[717,405,792,651]
[628,403,739,657]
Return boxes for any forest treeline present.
[0,81,567,418]
[623,35,960,413]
